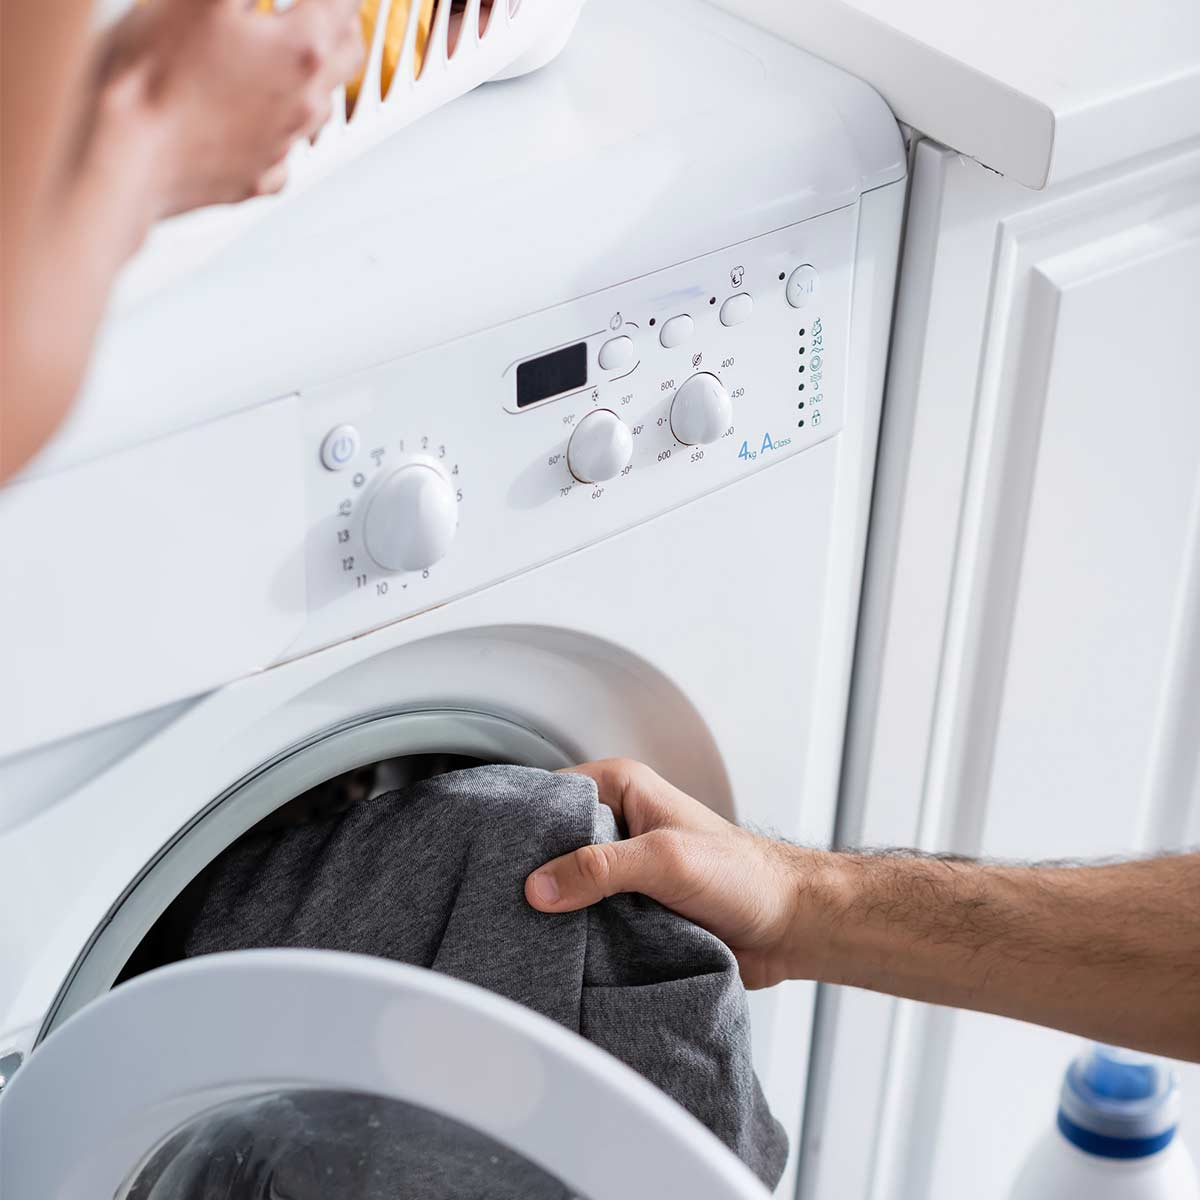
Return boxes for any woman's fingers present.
[298,91,334,138]
[270,2,361,140]
[255,158,291,196]
[288,0,362,26]
[284,0,363,85]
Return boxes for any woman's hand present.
[524,759,827,989]
[2,0,363,482]
[95,0,364,219]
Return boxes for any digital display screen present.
[516,342,588,408]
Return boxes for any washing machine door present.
[0,949,769,1200]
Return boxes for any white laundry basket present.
[113,0,586,305]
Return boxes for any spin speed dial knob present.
[363,464,458,572]
[568,409,633,483]
[670,373,733,446]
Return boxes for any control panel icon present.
[320,425,360,471]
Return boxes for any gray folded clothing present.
[177,764,788,1191]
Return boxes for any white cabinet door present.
[802,138,1200,1200]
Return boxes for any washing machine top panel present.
[0,203,873,754]
[0,950,770,1200]
[31,0,902,476]
[0,0,905,757]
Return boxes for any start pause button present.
[786,265,819,309]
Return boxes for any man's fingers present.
[526,834,663,913]
[533,760,732,915]
[560,757,712,839]
[559,757,662,829]
[559,761,629,824]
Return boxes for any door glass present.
[119,1089,587,1200]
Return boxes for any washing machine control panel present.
[295,205,856,657]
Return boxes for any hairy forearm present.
[521,761,1200,1059]
[799,849,1200,1061]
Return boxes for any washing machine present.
[0,0,905,1193]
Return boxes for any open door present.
[0,950,769,1199]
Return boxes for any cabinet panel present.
[806,139,1200,1200]
[925,178,1200,1200]
[984,241,1200,860]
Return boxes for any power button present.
[320,424,359,471]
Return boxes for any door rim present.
[6,950,768,1200]
[41,706,573,1041]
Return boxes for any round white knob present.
[670,373,734,446]
[363,464,458,572]
[567,410,633,483]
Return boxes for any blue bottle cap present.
[1057,1045,1180,1159]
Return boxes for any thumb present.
[525,836,658,913]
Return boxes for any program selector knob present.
[670,373,733,446]
[568,409,633,483]
[363,464,458,572]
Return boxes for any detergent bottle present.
[1010,1044,1199,1199]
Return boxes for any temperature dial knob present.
[670,373,733,446]
[363,464,458,572]
[567,409,633,483]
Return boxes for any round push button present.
[598,336,635,371]
[320,424,360,470]
[786,265,819,309]
[659,314,695,349]
[719,293,753,327]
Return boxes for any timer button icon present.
[320,424,360,471]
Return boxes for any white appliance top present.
[27,0,902,479]
[711,0,1200,188]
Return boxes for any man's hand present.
[526,760,1200,1062]
[96,0,364,217]
[524,759,826,989]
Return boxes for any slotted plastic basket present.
[304,0,584,185]
[114,0,586,305]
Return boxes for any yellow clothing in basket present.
[349,0,437,112]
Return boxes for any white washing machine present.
[0,0,905,1193]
